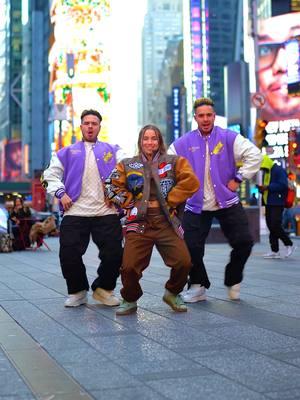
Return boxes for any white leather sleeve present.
[42,153,65,197]
[234,134,262,180]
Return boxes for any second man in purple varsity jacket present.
[168,97,262,303]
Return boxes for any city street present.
[0,235,300,400]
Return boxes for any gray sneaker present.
[64,290,88,307]
[284,245,297,258]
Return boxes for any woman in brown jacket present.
[105,124,199,315]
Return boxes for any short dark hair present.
[193,97,215,112]
[80,109,102,123]
[137,124,166,155]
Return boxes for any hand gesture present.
[61,194,73,211]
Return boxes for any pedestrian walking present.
[257,155,296,259]
[42,109,125,307]
[169,97,262,301]
[105,124,199,315]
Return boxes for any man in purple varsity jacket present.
[169,98,262,302]
[42,109,125,307]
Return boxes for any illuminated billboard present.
[286,35,300,96]
[0,139,22,181]
[49,0,111,148]
[258,12,300,121]
[189,0,210,99]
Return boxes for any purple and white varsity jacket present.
[42,140,120,203]
[170,126,261,214]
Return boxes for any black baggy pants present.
[183,203,253,289]
[59,214,123,294]
[265,205,293,252]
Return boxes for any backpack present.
[0,233,13,253]
[285,180,296,208]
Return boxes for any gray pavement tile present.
[147,375,268,400]
[0,371,33,396]
[90,386,166,400]
[154,307,238,328]
[264,349,300,367]
[136,324,229,350]
[114,355,209,377]
[204,324,300,351]
[265,387,300,399]
[63,360,142,390]
[199,300,300,337]
[247,301,300,319]
[49,346,109,365]
[267,295,300,305]
[0,396,35,400]
[12,289,63,300]
[0,351,33,397]
[0,291,22,301]
[85,334,180,363]
[34,300,128,337]
[193,348,300,392]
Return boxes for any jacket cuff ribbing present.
[55,188,66,199]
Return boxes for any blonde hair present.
[193,97,214,112]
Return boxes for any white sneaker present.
[284,245,297,258]
[64,290,88,307]
[181,284,206,303]
[92,288,120,306]
[228,284,240,300]
[263,251,281,259]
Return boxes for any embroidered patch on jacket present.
[109,168,120,179]
[128,162,143,169]
[127,171,144,197]
[70,149,81,154]
[158,162,172,178]
[188,146,200,152]
[160,178,174,198]
[127,207,138,221]
[103,151,113,162]
[212,141,224,154]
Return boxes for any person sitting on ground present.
[9,198,32,250]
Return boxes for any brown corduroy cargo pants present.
[120,213,192,302]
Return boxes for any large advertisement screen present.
[49,0,111,148]
[258,12,300,121]
[0,139,22,181]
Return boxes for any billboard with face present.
[258,12,300,121]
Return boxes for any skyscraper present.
[142,0,182,125]
[22,0,50,178]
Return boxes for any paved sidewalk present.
[0,236,299,400]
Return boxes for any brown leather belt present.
[148,200,160,208]
[147,207,163,216]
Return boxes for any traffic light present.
[66,53,75,78]
[254,119,268,149]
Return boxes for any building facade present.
[142,0,183,125]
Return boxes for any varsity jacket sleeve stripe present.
[166,156,200,208]
[42,153,66,198]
